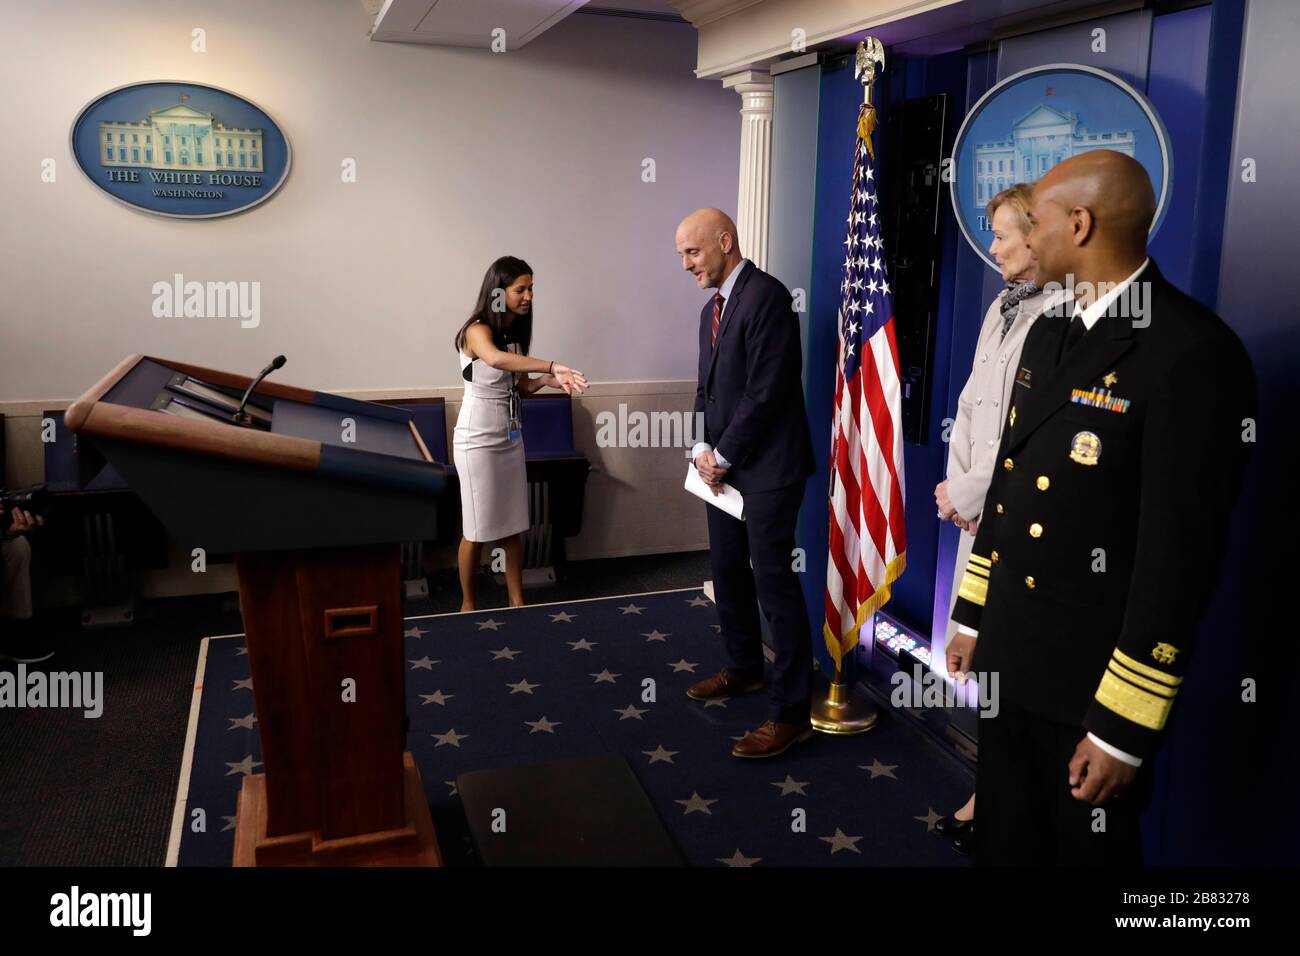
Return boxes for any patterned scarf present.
[999,280,1040,339]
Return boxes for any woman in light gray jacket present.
[932,183,1066,852]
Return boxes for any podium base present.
[233,752,442,867]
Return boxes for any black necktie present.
[1064,313,1087,353]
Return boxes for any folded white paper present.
[684,464,745,520]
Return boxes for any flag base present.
[811,677,880,735]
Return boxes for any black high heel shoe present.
[952,825,974,855]
[933,814,975,839]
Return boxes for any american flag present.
[824,102,907,669]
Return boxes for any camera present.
[1,483,51,522]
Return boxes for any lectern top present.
[67,355,445,497]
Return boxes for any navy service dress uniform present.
[951,260,1255,865]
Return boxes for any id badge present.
[507,378,523,442]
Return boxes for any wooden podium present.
[68,355,447,866]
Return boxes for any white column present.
[722,69,773,271]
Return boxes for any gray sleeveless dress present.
[453,349,529,543]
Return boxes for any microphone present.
[234,355,286,426]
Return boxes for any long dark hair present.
[454,256,534,356]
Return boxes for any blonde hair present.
[987,183,1035,236]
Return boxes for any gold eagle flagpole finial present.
[854,38,886,159]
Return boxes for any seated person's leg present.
[1,536,52,663]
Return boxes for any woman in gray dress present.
[453,256,587,611]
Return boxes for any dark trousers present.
[976,694,1150,865]
[705,481,812,723]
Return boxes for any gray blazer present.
[945,285,1066,521]
[942,284,1066,644]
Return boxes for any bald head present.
[1026,150,1155,287]
[676,208,743,291]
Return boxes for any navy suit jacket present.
[694,261,815,494]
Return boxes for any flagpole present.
[812,37,887,737]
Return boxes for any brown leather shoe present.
[731,719,814,758]
[686,668,764,701]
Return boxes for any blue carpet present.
[172,587,973,866]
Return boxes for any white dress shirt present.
[954,259,1150,767]
[691,258,750,468]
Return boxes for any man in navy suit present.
[675,208,816,758]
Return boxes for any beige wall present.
[0,0,736,402]
[0,0,733,601]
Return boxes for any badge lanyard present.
[507,373,523,442]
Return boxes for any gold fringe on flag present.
[823,551,906,669]
[857,103,878,161]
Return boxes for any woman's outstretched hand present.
[551,364,588,395]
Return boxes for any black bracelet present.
[549,361,555,375]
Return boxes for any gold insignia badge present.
[1009,406,1017,426]
[1069,431,1101,466]
[1103,371,1118,387]
[1152,643,1179,665]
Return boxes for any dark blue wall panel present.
[1145,6,1213,299]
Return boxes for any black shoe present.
[952,827,974,856]
[934,814,974,839]
[0,632,54,664]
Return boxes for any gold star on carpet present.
[675,792,718,815]
[820,828,863,854]
[432,728,468,748]
[525,716,561,734]
[914,808,942,831]
[860,758,898,779]
[642,745,678,764]
[717,849,760,867]
[771,775,810,796]
[224,755,263,776]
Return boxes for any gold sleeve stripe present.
[1106,662,1177,699]
[967,554,992,569]
[1113,648,1183,687]
[957,570,988,606]
[1095,670,1174,730]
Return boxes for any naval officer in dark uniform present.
[946,150,1255,865]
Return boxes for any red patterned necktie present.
[711,292,724,348]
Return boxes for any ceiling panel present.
[371,0,591,49]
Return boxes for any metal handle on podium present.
[323,605,379,640]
